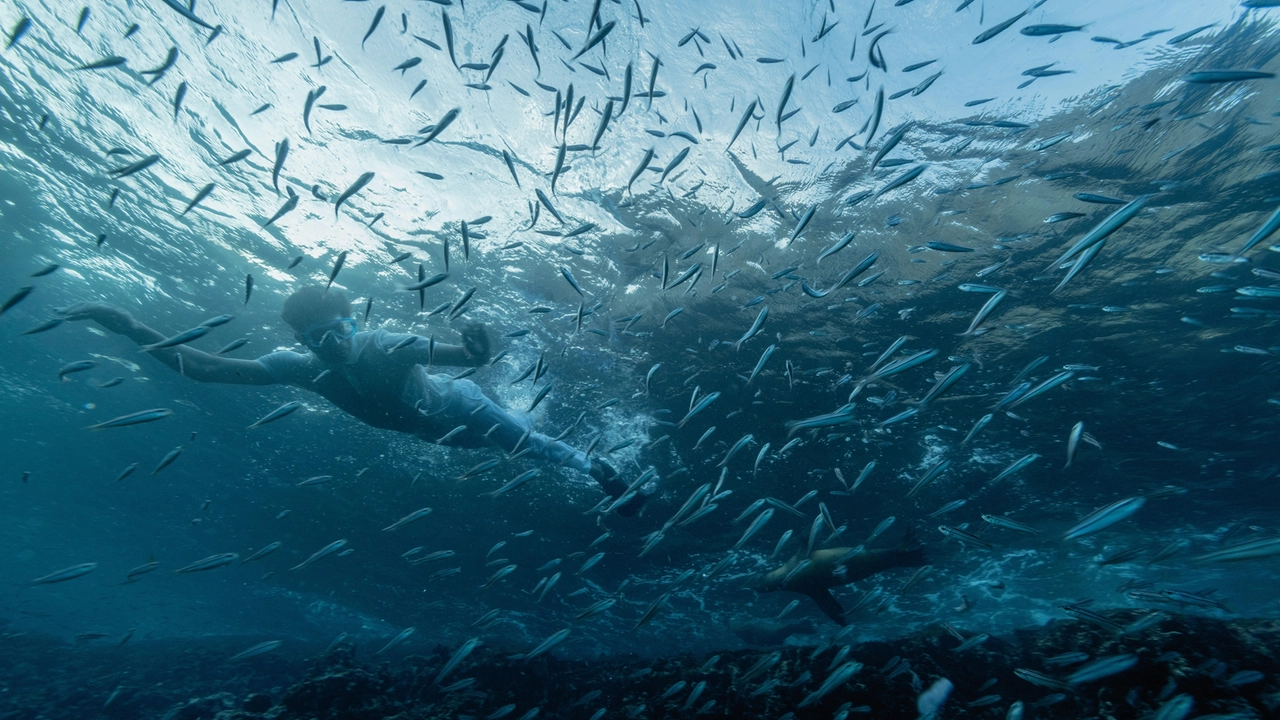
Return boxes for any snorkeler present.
[57,286,647,516]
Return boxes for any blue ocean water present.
[2,0,1280,716]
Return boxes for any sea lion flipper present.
[809,588,848,626]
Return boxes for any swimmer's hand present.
[56,301,135,334]
[460,322,491,365]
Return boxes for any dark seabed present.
[1,0,1280,717]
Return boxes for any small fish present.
[973,9,1029,44]
[107,154,161,178]
[32,562,98,584]
[172,82,187,120]
[789,205,816,243]
[727,99,758,151]
[88,408,173,430]
[1074,192,1126,204]
[334,173,374,217]
[139,326,208,352]
[303,86,326,133]
[220,149,252,166]
[1194,536,1280,563]
[394,57,422,74]
[272,139,289,193]
[1065,421,1084,468]
[175,553,238,573]
[522,628,571,661]
[414,107,460,146]
[242,542,282,564]
[560,266,585,296]
[230,640,282,661]
[377,627,415,655]
[181,183,214,215]
[938,524,992,549]
[1183,69,1275,84]
[1064,497,1146,540]
[434,637,482,685]
[660,147,689,183]
[871,122,910,169]
[1021,24,1087,36]
[362,6,386,48]
[775,73,796,134]
[151,446,184,475]
[160,0,214,29]
[572,20,615,61]
[982,514,1039,535]
[75,56,127,71]
[141,47,179,84]
[876,165,926,198]
[733,306,768,351]
[291,539,347,570]
[442,11,457,69]
[1045,212,1085,224]
[124,560,161,582]
[989,453,1039,485]
[1066,655,1138,685]
[248,401,301,429]
[58,360,97,380]
[6,17,31,49]
[482,563,517,588]
[264,189,299,227]
[327,250,348,291]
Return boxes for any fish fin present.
[808,588,847,626]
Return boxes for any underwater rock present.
[1,614,1278,719]
[732,619,817,646]
[159,691,238,720]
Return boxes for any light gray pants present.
[419,375,590,472]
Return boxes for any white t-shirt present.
[256,330,468,434]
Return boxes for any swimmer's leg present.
[450,380,647,514]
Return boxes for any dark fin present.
[900,522,920,549]
[896,524,930,567]
[895,545,930,570]
[808,588,848,626]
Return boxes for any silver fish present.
[1066,654,1138,685]
[248,401,301,429]
[88,408,173,430]
[291,540,347,570]
[434,637,482,685]
[734,508,774,550]
[1063,497,1145,540]
[1065,421,1084,468]
[32,562,98,584]
[382,507,433,531]
[230,640,282,661]
[989,453,1040,485]
[522,627,571,661]
[175,553,239,573]
[377,627,415,655]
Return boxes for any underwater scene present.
[2,0,1280,717]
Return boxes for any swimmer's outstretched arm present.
[57,301,276,385]
[390,322,492,368]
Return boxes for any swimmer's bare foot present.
[589,460,648,517]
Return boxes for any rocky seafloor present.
[1,612,1278,719]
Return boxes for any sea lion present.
[749,544,928,625]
